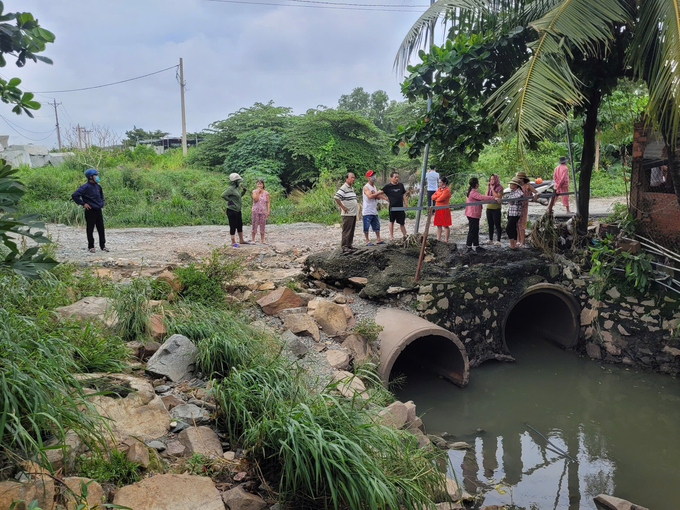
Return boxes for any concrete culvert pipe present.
[503,283,581,351]
[376,309,469,388]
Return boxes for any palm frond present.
[630,0,680,145]
[486,0,628,159]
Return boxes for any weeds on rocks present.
[353,318,384,342]
[174,249,241,306]
[78,449,142,487]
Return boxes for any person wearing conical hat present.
[505,176,524,250]
[553,156,571,213]
[514,171,538,247]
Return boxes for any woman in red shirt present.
[465,177,500,252]
[431,176,452,243]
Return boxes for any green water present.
[395,339,680,509]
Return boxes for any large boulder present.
[178,426,223,457]
[311,300,347,336]
[81,374,171,442]
[62,477,104,510]
[378,401,409,429]
[0,462,54,510]
[113,474,224,510]
[222,485,268,510]
[594,495,649,510]
[257,287,306,315]
[282,313,320,341]
[146,334,197,382]
[341,334,373,362]
[55,296,117,327]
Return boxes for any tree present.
[338,87,371,117]
[397,0,680,228]
[222,128,287,189]
[123,126,170,147]
[0,4,56,276]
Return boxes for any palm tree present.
[396,0,680,228]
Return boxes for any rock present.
[113,474,224,510]
[259,281,276,291]
[349,276,368,286]
[428,435,448,449]
[178,426,224,457]
[437,504,464,510]
[155,385,171,394]
[162,394,185,410]
[403,400,417,424]
[593,494,649,510]
[379,401,409,429]
[171,404,210,425]
[156,270,184,294]
[481,506,504,510]
[276,307,308,319]
[446,477,461,500]
[0,479,54,510]
[311,300,347,336]
[233,472,247,482]
[341,334,373,362]
[606,287,621,299]
[333,294,347,304]
[45,430,83,471]
[146,440,166,451]
[282,330,309,358]
[296,292,316,304]
[332,370,368,399]
[586,342,602,359]
[146,334,198,382]
[580,307,598,326]
[141,341,162,360]
[326,350,350,370]
[283,313,320,342]
[148,314,167,341]
[412,428,431,449]
[163,440,187,457]
[223,451,236,461]
[126,441,150,468]
[62,477,104,510]
[172,421,190,433]
[55,296,117,327]
[82,374,171,442]
[449,442,471,450]
[257,287,306,315]
[221,485,268,510]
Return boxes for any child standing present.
[251,179,270,244]
[431,176,452,243]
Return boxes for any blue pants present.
[362,214,380,233]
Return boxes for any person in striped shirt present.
[334,173,358,253]
[505,176,524,250]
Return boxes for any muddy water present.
[395,339,680,509]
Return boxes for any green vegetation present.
[352,318,384,342]
[78,449,142,487]
[588,236,656,298]
[174,249,242,305]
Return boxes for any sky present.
[5,0,433,149]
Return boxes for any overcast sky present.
[6,0,430,148]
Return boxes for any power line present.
[59,103,75,125]
[204,0,426,11]
[0,114,56,134]
[33,65,179,94]
[0,116,56,141]
[280,0,427,6]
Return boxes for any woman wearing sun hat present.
[505,176,524,250]
[515,171,538,247]
[221,172,249,247]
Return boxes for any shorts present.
[389,209,405,225]
[362,214,380,233]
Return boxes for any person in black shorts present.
[382,171,408,240]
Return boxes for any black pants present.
[341,215,356,249]
[85,208,106,250]
[427,190,435,207]
[506,215,520,240]
[486,208,502,242]
[227,209,243,235]
[466,217,480,247]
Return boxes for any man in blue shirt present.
[72,168,108,253]
[426,164,439,206]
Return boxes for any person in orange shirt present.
[431,176,452,243]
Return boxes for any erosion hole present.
[503,284,580,351]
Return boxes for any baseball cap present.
[365,170,376,178]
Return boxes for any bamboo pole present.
[415,206,433,282]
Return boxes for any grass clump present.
[353,318,384,342]
[174,249,241,305]
[78,449,142,487]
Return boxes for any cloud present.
[6,0,424,147]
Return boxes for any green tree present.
[0,4,56,276]
[222,128,286,189]
[338,87,371,117]
[123,126,170,147]
[397,0,680,227]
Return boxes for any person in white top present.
[426,164,440,206]
[362,170,386,245]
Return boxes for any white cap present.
[229,173,242,182]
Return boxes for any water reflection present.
[394,340,680,509]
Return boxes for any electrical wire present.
[246,0,427,6]
[0,114,56,134]
[204,0,426,11]
[33,65,179,94]
[0,116,56,141]
[58,103,75,125]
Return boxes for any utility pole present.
[413,0,436,235]
[179,57,187,156]
[77,124,82,149]
[48,99,62,149]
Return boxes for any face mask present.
[95,176,99,182]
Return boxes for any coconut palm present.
[396,0,680,225]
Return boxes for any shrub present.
[353,318,384,342]
[113,278,154,342]
[174,250,241,305]
[588,236,655,298]
[78,449,142,487]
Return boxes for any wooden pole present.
[415,206,433,282]
[180,58,187,156]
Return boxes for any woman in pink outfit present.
[465,177,501,252]
[553,156,570,212]
[251,179,270,243]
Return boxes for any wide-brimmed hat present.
[559,156,568,164]
[229,173,242,182]
[508,176,523,186]
[515,171,528,180]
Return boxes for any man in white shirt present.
[334,172,358,253]
[363,170,386,245]
[426,164,440,206]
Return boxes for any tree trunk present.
[577,85,603,233]
[594,130,600,172]
[667,145,680,209]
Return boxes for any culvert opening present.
[390,334,467,387]
[503,286,580,352]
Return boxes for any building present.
[630,121,680,247]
